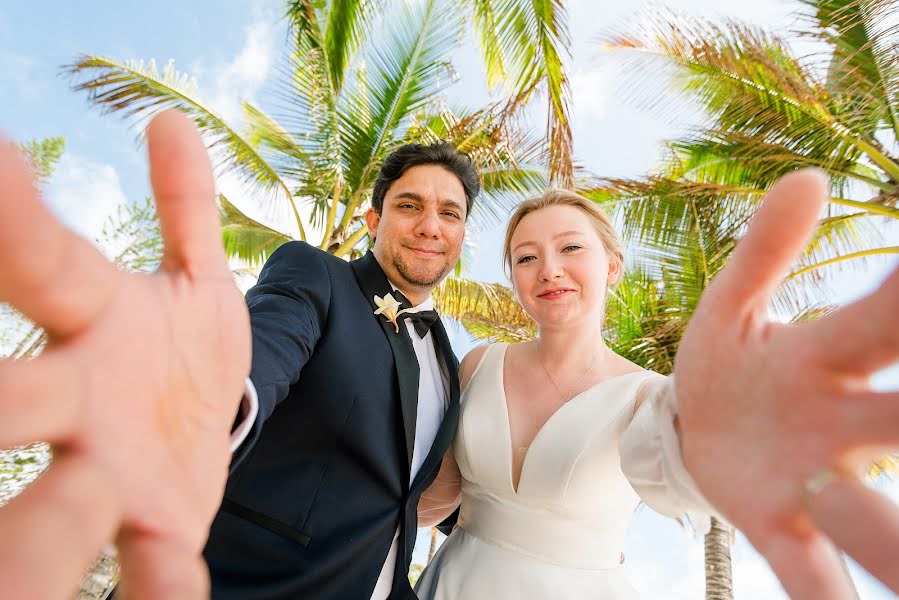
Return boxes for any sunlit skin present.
[507,204,636,389]
[503,205,639,478]
[509,205,622,334]
[365,164,467,306]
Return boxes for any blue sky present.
[1,0,897,598]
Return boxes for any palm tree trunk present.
[428,527,440,563]
[704,517,734,600]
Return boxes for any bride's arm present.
[417,345,489,528]
[618,375,720,533]
[418,445,463,528]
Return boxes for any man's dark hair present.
[371,142,480,219]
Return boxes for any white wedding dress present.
[414,343,713,599]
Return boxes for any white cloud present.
[44,154,127,242]
[570,64,614,122]
[205,9,277,124]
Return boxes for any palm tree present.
[64,0,577,272]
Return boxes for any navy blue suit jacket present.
[203,242,460,600]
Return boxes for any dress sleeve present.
[619,375,723,535]
[417,445,463,528]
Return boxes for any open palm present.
[0,111,250,599]
[675,171,899,599]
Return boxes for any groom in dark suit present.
[202,143,477,599]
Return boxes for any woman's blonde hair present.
[502,189,624,276]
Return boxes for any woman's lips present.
[537,288,575,299]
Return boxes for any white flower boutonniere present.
[373,293,411,333]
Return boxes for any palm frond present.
[665,133,891,195]
[14,137,65,183]
[789,304,838,324]
[283,0,384,111]
[338,0,464,218]
[219,194,293,266]
[597,166,893,255]
[97,197,163,273]
[432,277,536,343]
[798,0,899,141]
[589,176,759,249]
[66,56,302,232]
[407,102,548,228]
[471,0,573,186]
[604,271,684,374]
[325,0,383,92]
[242,101,310,177]
[603,10,899,181]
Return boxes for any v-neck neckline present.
[496,343,647,495]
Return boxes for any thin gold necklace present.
[537,343,605,403]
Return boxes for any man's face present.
[365,164,467,301]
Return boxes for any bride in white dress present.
[414,190,713,598]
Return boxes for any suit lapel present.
[410,316,461,492]
[351,251,420,473]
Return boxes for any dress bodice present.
[453,343,660,568]
[414,343,716,599]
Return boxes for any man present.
[202,138,476,599]
[1,111,898,600]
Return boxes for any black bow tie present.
[401,310,439,338]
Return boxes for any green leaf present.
[219,194,293,266]
[14,137,65,183]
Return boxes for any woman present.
[414,189,712,598]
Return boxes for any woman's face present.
[509,205,620,329]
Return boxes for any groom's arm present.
[230,241,331,468]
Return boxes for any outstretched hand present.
[0,110,251,599]
[675,170,899,598]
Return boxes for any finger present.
[807,475,899,594]
[0,351,83,447]
[837,390,899,446]
[0,454,120,599]
[802,265,899,374]
[0,135,118,336]
[754,528,859,600]
[703,169,829,318]
[146,110,228,277]
[116,533,209,600]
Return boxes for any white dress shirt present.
[231,289,449,600]
[370,292,448,600]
